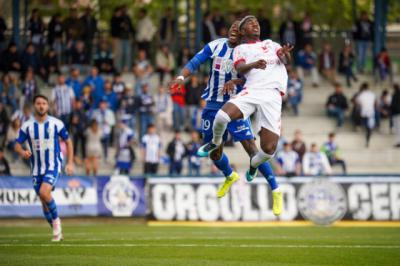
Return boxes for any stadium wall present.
[0,175,399,222]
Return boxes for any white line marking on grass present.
[0,243,399,249]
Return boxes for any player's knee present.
[214,110,231,126]
[261,142,277,155]
[39,190,52,203]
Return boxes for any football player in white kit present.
[198,15,293,181]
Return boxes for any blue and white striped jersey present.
[16,116,69,177]
[185,38,242,108]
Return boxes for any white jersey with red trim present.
[233,39,288,95]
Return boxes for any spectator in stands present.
[378,89,392,131]
[0,149,11,176]
[83,66,105,107]
[42,48,60,84]
[303,143,332,176]
[21,43,41,74]
[110,5,134,72]
[352,11,373,73]
[142,124,162,175]
[258,9,272,40]
[276,142,302,177]
[94,39,114,74]
[0,103,9,148]
[12,103,32,125]
[279,13,299,47]
[85,119,102,176]
[212,9,226,36]
[338,44,357,87]
[69,40,89,73]
[202,11,217,43]
[319,43,336,84]
[91,98,116,162]
[321,133,347,174]
[136,8,156,56]
[156,44,175,85]
[291,129,306,161]
[112,73,125,100]
[21,69,39,107]
[118,84,138,132]
[81,85,93,112]
[326,83,348,127]
[51,74,75,129]
[356,82,377,147]
[133,49,153,94]
[63,8,83,44]
[47,13,64,61]
[66,68,83,100]
[70,100,88,165]
[103,80,118,111]
[5,117,20,162]
[115,116,136,175]
[159,7,176,45]
[138,83,155,139]
[170,82,186,132]
[0,14,7,53]
[296,44,319,87]
[166,130,187,175]
[286,70,303,116]
[28,8,45,55]
[1,42,21,72]
[375,47,392,83]
[80,7,97,62]
[187,130,201,175]
[299,13,313,47]
[155,86,172,130]
[0,73,18,112]
[185,76,203,130]
[391,84,400,148]
[177,47,193,71]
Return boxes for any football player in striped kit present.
[171,20,282,215]
[15,95,74,241]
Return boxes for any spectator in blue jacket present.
[296,43,319,87]
[286,70,303,116]
[83,66,104,107]
[66,68,83,99]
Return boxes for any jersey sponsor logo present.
[33,139,54,150]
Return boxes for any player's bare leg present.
[41,200,53,227]
[198,103,243,157]
[39,183,63,242]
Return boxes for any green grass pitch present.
[0,221,399,266]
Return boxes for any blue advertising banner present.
[97,175,147,217]
[0,176,98,217]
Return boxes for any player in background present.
[198,16,293,214]
[170,21,282,215]
[15,95,74,241]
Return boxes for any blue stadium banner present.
[97,175,147,217]
[0,176,98,217]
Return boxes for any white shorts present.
[229,87,282,136]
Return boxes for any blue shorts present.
[32,173,59,195]
[201,108,254,143]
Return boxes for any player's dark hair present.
[147,123,155,129]
[33,94,49,104]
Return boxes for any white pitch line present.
[0,243,399,249]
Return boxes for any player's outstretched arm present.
[235,59,267,75]
[65,139,74,175]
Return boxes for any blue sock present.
[43,210,52,226]
[46,199,59,220]
[213,153,233,177]
[258,162,278,190]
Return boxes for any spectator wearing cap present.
[91,98,116,161]
[70,100,89,165]
[141,124,162,175]
[321,133,347,174]
[0,149,11,176]
[155,44,175,86]
[166,130,187,175]
[303,143,332,176]
[276,142,301,177]
[83,66,105,107]
[187,130,202,176]
[326,83,348,127]
[1,42,21,72]
[115,115,136,175]
[137,83,155,139]
[51,74,75,129]
[66,68,83,100]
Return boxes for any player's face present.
[242,17,260,38]
[34,98,49,117]
[228,22,240,46]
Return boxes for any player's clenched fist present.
[65,162,74,175]
[253,59,267,69]
[20,150,32,159]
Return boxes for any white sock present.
[250,151,273,168]
[272,187,281,193]
[212,110,231,145]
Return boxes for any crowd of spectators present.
[0,7,397,176]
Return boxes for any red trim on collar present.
[234,58,245,68]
